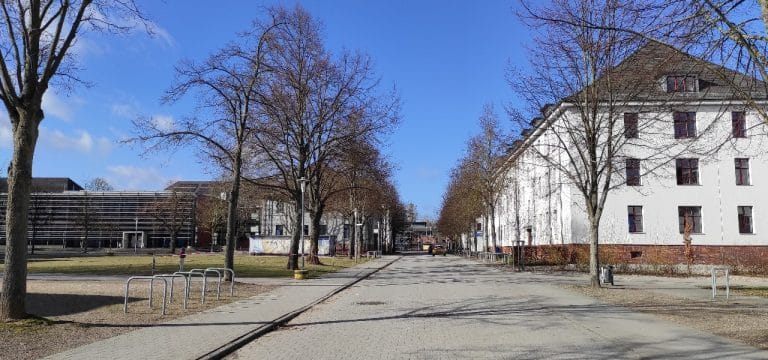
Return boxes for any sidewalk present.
[43,256,400,360]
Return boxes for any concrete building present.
[0,178,195,249]
[492,42,768,266]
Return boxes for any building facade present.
[491,42,768,265]
[0,178,196,249]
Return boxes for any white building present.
[492,42,768,264]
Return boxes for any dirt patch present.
[0,279,277,360]
[568,284,768,350]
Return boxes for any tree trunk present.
[361,215,369,254]
[80,229,88,253]
[490,206,497,251]
[589,219,600,288]
[169,229,177,254]
[354,209,361,262]
[307,205,323,265]
[484,216,489,252]
[287,194,302,270]
[223,156,242,281]
[1,111,40,321]
[348,214,355,259]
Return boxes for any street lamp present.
[298,177,308,270]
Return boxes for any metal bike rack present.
[206,267,235,296]
[153,274,188,309]
[124,276,168,315]
[174,271,206,304]
[711,266,730,300]
[189,268,222,303]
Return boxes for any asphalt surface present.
[228,255,768,360]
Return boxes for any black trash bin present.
[600,265,614,286]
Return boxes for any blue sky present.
[0,1,530,220]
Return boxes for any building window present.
[678,206,702,233]
[732,111,746,138]
[624,112,638,138]
[666,75,697,92]
[303,225,309,236]
[673,112,697,138]
[627,206,643,233]
[735,158,750,185]
[319,224,328,236]
[275,225,284,236]
[676,158,699,185]
[738,206,753,234]
[626,158,641,186]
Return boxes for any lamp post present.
[298,177,308,270]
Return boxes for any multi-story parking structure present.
[0,178,196,249]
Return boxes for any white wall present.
[495,104,768,247]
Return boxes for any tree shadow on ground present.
[25,292,125,317]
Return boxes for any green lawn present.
[7,254,364,278]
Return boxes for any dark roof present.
[165,181,226,196]
[568,41,767,102]
[0,177,83,193]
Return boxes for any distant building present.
[0,178,195,249]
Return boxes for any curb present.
[198,256,402,360]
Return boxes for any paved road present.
[229,255,768,360]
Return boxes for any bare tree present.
[196,192,227,249]
[513,0,661,287]
[84,177,114,191]
[130,14,280,280]
[74,192,94,253]
[0,0,145,320]
[465,104,511,252]
[438,159,484,251]
[28,194,53,255]
[145,190,194,253]
[247,5,398,270]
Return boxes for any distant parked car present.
[432,245,446,256]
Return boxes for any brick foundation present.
[500,244,768,273]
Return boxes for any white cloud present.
[41,128,112,155]
[84,6,176,49]
[70,36,108,60]
[42,92,82,122]
[152,115,175,132]
[111,102,138,118]
[106,165,172,190]
[147,23,177,48]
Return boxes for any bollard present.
[179,248,186,272]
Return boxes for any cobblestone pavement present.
[229,255,768,360]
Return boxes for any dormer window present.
[666,75,697,93]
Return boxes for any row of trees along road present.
[130,5,400,273]
[437,104,510,253]
[0,3,399,321]
[439,0,768,288]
